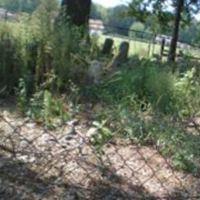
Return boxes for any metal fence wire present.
[0,113,200,200]
[104,24,155,44]
[102,24,198,48]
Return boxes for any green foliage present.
[0,0,95,125]
[91,3,135,36]
[174,68,200,117]
[17,78,27,113]
[179,21,200,45]
[0,22,22,95]
[91,120,113,151]
[90,60,200,116]
[52,22,86,88]
[0,0,95,93]
[93,102,200,174]
[0,0,40,13]
[27,89,70,127]
[129,22,145,38]
[106,5,134,36]
[90,3,107,20]
[0,0,58,95]
[43,90,69,127]
[86,58,200,174]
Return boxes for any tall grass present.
[0,0,200,174]
[0,22,22,94]
[89,60,200,117]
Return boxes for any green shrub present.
[27,89,70,127]
[94,104,200,175]
[17,78,28,113]
[173,68,200,117]
[0,22,23,95]
[90,60,200,116]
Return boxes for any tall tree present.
[168,0,200,61]
[168,0,184,61]
[128,0,200,62]
[106,5,135,36]
[90,3,108,20]
[61,0,91,27]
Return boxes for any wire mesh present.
[0,113,200,200]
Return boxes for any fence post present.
[4,11,8,21]
[160,38,165,61]
[152,34,156,56]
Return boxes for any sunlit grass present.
[98,34,200,59]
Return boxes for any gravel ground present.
[0,109,200,200]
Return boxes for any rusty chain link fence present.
[0,112,200,200]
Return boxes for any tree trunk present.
[61,0,91,27]
[168,0,184,62]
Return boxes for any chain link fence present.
[96,23,200,60]
[0,111,200,200]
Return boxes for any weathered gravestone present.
[87,60,103,84]
[109,41,129,69]
[101,38,114,55]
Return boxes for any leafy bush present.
[0,0,94,96]
[0,22,23,95]
[89,59,200,116]
[26,89,70,127]
[93,104,200,175]
[173,68,200,117]
[17,78,28,113]
[86,58,200,175]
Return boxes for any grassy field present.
[98,34,200,59]
[98,34,161,58]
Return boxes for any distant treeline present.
[91,3,200,46]
[0,0,200,46]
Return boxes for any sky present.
[93,0,200,20]
[93,0,131,8]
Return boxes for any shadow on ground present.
[0,153,196,200]
[0,153,156,200]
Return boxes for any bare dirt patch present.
[0,109,200,199]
